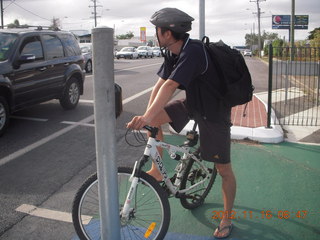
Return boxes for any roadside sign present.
[272,15,308,30]
[140,27,146,42]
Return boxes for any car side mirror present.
[19,54,36,63]
[13,54,36,69]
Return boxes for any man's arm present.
[127,79,179,129]
[147,78,166,109]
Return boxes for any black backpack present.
[202,36,254,107]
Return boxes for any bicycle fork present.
[120,161,140,221]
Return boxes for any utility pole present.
[1,0,4,29]
[199,0,205,40]
[290,0,295,61]
[89,0,102,27]
[251,0,265,57]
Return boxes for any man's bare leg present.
[214,163,236,238]
[145,109,171,182]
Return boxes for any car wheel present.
[85,60,92,73]
[130,55,133,59]
[0,96,9,136]
[59,77,80,110]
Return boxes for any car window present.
[0,32,18,62]
[19,36,44,61]
[60,33,81,56]
[42,34,64,59]
[121,47,133,52]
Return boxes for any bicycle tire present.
[72,167,170,240]
[180,158,217,209]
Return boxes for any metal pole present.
[92,27,120,240]
[94,0,97,27]
[290,0,295,61]
[199,0,205,40]
[257,1,262,58]
[1,0,4,29]
[285,60,289,104]
[267,44,273,128]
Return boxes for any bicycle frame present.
[121,133,211,221]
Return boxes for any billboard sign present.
[140,27,146,42]
[272,15,308,29]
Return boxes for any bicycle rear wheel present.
[72,167,170,240]
[180,158,217,209]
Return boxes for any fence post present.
[317,61,320,106]
[267,44,273,128]
[92,27,121,240]
[285,60,289,104]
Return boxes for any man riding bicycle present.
[127,8,236,239]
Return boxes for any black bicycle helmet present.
[150,8,194,33]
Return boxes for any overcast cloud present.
[2,0,320,46]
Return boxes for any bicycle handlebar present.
[143,125,159,138]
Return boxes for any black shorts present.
[164,99,231,164]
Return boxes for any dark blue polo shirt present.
[157,36,230,122]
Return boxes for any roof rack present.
[29,25,61,31]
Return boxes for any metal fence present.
[267,45,320,126]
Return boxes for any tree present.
[307,27,320,40]
[49,18,61,30]
[7,19,28,28]
[116,31,134,40]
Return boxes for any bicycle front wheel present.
[72,167,170,240]
[180,158,217,209]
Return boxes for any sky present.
[2,0,319,46]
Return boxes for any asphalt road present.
[0,56,265,239]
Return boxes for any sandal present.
[213,223,233,239]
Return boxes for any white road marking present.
[10,116,48,122]
[61,121,95,127]
[79,99,94,104]
[16,204,92,224]
[123,86,153,104]
[0,85,155,166]
[0,115,94,167]
[114,62,161,73]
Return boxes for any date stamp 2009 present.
[212,210,308,220]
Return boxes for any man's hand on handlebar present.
[126,115,151,130]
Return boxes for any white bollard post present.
[92,27,121,240]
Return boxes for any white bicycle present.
[72,122,217,240]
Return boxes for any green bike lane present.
[157,135,320,240]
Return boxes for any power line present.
[12,1,51,21]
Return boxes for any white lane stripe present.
[16,204,92,224]
[61,121,95,127]
[123,86,153,104]
[80,87,153,105]
[0,115,94,167]
[0,86,154,166]
[10,116,48,122]
[79,99,94,104]
[114,62,161,73]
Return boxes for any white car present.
[137,46,153,58]
[243,49,252,57]
[116,47,139,59]
[79,43,93,73]
[152,47,162,57]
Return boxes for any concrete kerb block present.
[169,94,284,144]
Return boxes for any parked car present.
[116,47,138,59]
[243,49,252,57]
[137,46,153,58]
[79,43,92,73]
[0,28,86,136]
[152,47,162,57]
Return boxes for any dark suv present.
[0,28,85,136]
